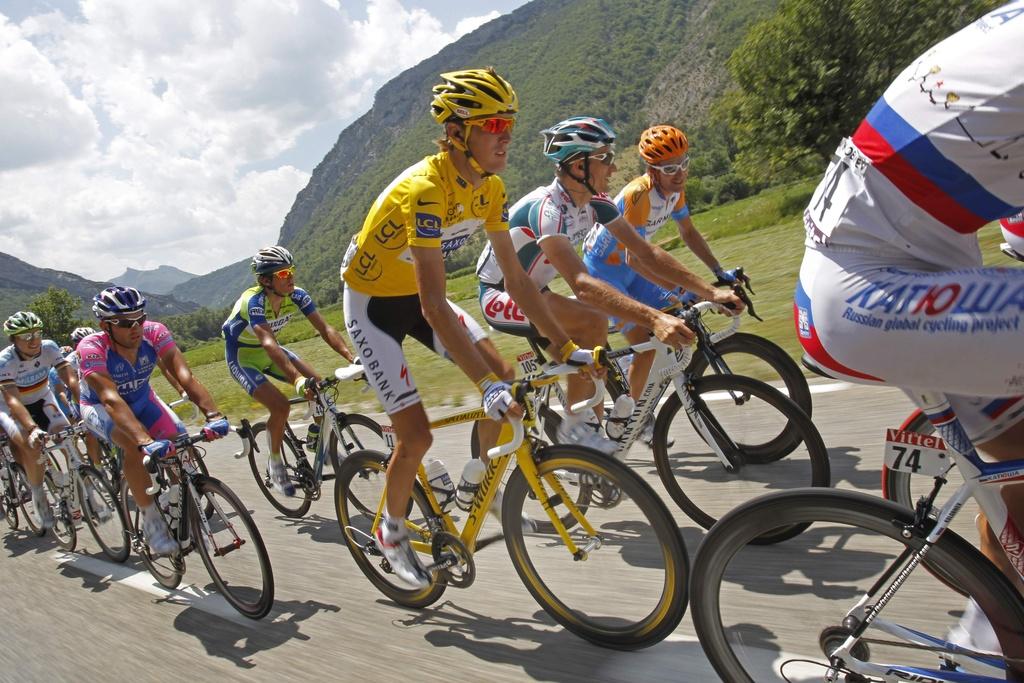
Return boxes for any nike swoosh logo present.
[417,198,438,206]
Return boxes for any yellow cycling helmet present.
[638,125,689,164]
[430,67,518,124]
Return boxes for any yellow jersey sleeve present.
[405,174,446,250]
[483,176,509,233]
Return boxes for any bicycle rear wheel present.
[12,464,43,536]
[653,374,830,543]
[334,450,447,609]
[79,466,129,562]
[190,476,275,619]
[502,445,689,650]
[246,423,313,517]
[327,412,386,471]
[691,488,1024,682]
[120,479,184,589]
[43,470,77,551]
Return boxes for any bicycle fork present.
[516,449,602,561]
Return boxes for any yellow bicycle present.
[334,363,689,650]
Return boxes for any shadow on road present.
[390,600,714,682]
[276,513,343,545]
[173,597,342,668]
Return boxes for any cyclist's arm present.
[306,311,355,363]
[161,366,187,396]
[56,362,81,404]
[485,230,572,352]
[541,235,689,342]
[411,245,492,384]
[251,323,305,385]
[624,248,680,291]
[607,215,716,298]
[156,347,221,418]
[1,384,39,436]
[85,372,156,448]
[675,214,722,275]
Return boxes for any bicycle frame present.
[830,389,1024,681]
[363,372,605,566]
[531,302,744,466]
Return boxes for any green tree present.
[30,287,85,345]
[722,0,1000,184]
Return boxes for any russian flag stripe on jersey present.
[852,97,1017,234]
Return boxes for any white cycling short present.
[795,247,1024,443]
[0,390,70,438]
[343,285,488,415]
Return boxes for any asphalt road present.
[0,380,978,682]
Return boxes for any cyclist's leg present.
[0,410,43,486]
[344,285,432,586]
[537,292,607,415]
[448,298,512,457]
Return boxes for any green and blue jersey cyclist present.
[341,67,599,588]
[222,246,356,497]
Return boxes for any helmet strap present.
[560,155,598,197]
[448,124,491,178]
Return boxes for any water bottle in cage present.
[456,459,486,511]
[305,423,321,454]
[605,394,636,440]
[425,458,456,511]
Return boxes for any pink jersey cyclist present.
[795,3,1024,444]
[78,321,185,443]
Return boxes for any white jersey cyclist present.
[796,1,1024,443]
[0,339,71,437]
[476,178,620,333]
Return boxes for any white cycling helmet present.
[252,246,294,276]
[92,286,146,319]
[1000,212,1024,261]
[70,327,97,345]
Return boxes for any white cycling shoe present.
[143,513,178,557]
[556,419,617,457]
[32,494,54,530]
[376,522,430,589]
[268,458,296,497]
[947,598,1002,654]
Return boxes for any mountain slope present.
[176,0,774,308]
[0,251,200,320]
[111,265,198,295]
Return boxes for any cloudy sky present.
[0,0,529,280]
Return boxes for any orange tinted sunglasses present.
[273,266,296,279]
[467,117,516,134]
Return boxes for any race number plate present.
[517,351,539,377]
[381,424,396,452]
[883,428,951,477]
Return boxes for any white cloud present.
[0,1,503,281]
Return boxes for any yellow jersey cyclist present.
[222,246,355,497]
[341,68,596,588]
[79,286,230,556]
[582,124,739,442]
[476,117,742,451]
[0,311,84,529]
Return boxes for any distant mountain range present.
[0,251,200,320]
[111,265,198,295]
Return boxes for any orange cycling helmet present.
[638,125,689,164]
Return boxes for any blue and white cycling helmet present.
[541,116,616,165]
[70,327,97,344]
[251,246,294,276]
[93,286,146,319]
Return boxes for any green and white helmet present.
[3,311,44,336]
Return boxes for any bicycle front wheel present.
[1,470,17,530]
[44,470,77,551]
[246,422,313,517]
[79,466,129,562]
[120,479,184,589]
[12,464,43,536]
[503,445,689,650]
[190,476,275,619]
[334,450,446,609]
[653,374,830,542]
[691,488,1024,682]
